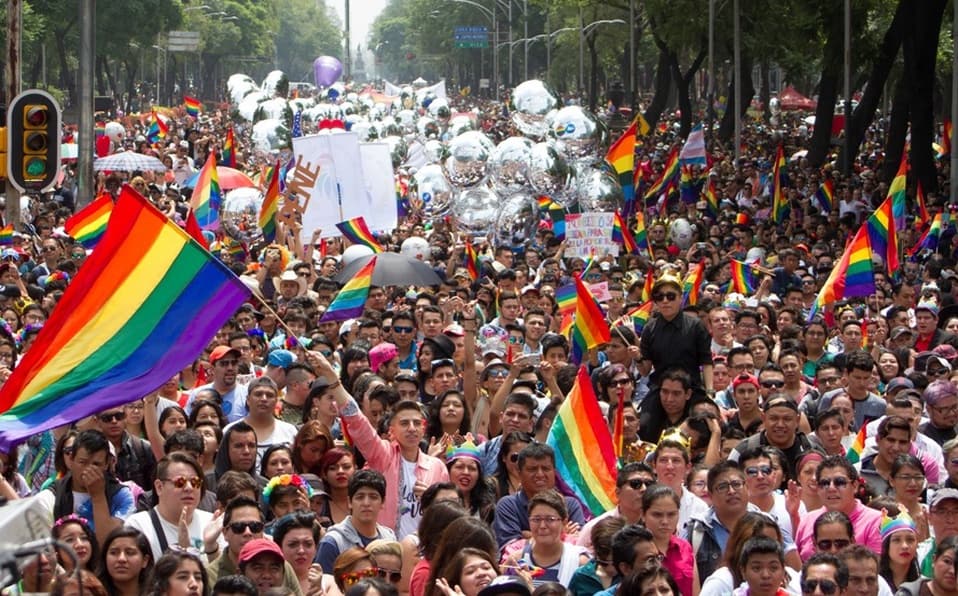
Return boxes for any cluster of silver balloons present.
[225,73,625,247]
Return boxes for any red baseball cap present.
[209,345,241,365]
[238,538,284,565]
[732,373,760,391]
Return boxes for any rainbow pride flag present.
[809,224,875,321]
[612,211,638,254]
[682,260,706,306]
[546,366,618,515]
[606,120,637,204]
[64,193,113,249]
[643,148,680,204]
[729,259,760,295]
[0,187,250,449]
[943,119,953,158]
[640,271,654,303]
[147,109,168,142]
[556,284,576,315]
[571,274,610,365]
[464,241,481,280]
[813,178,836,213]
[625,301,652,334]
[336,216,384,253]
[222,126,237,168]
[867,157,905,273]
[190,152,221,230]
[916,181,930,230]
[771,144,789,224]
[909,213,943,257]
[320,256,376,322]
[259,161,280,243]
[0,225,13,247]
[703,176,719,218]
[846,424,867,464]
[183,95,201,119]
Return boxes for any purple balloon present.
[313,56,343,87]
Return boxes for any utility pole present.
[708,0,715,138]
[5,0,21,227]
[843,0,851,177]
[344,0,351,81]
[629,0,635,110]
[733,0,741,162]
[77,0,95,208]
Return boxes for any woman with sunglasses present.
[494,432,533,500]
[366,539,404,588]
[335,546,380,592]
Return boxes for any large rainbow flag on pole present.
[808,224,875,321]
[606,120,637,206]
[259,161,281,243]
[0,186,250,449]
[222,126,237,168]
[65,193,114,249]
[570,274,610,365]
[643,148,680,204]
[336,216,384,253]
[547,366,618,515]
[320,256,377,322]
[190,152,222,230]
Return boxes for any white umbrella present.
[93,150,166,172]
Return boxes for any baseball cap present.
[209,346,241,365]
[762,395,798,413]
[930,488,958,509]
[477,576,532,596]
[369,342,399,373]
[267,349,296,369]
[238,538,284,565]
[732,373,760,391]
[178,140,189,149]
[443,323,465,338]
[885,377,914,394]
[891,326,914,340]
[520,284,540,296]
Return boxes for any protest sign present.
[565,212,618,259]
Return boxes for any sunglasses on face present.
[627,478,654,490]
[817,477,850,489]
[162,476,203,489]
[228,521,265,534]
[652,291,679,303]
[761,380,785,389]
[745,465,773,477]
[98,411,126,423]
[816,539,850,552]
[341,568,379,587]
[392,325,414,334]
[801,579,839,594]
[376,568,402,583]
[610,377,633,387]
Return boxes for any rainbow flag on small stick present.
[606,120,637,205]
[808,224,875,321]
[464,241,481,280]
[320,256,376,322]
[813,178,836,213]
[65,193,114,249]
[846,424,867,464]
[222,126,236,168]
[336,216,384,253]
[0,225,14,247]
[556,284,576,316]
[0,187,250,449]
[547,366,618,516]
[682,260,706,307]
[624,301,652,335]
[183,95,202,119]
[190,152,222,230]
[771,144,789,224]
[259,161,280,243]
[571,274,610,365]
[729,259,760,295]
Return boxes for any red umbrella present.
[183,166,255,190]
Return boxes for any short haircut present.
[838,544,878,566]
[611,524,654,568]
[349,469,387,500]
[527,488,567,519]
[247,375,279,395]
[803,552,849,589]
[816,455,859,482]
[212,574,258,596]
[74,429,110,458]
[502,392,537,416]
[155,452,203,484]
[616,462,655,488]
[707,460,744,492]
[391,400,425,420]
[216,471,260,507]
[738,536,784,570]
[660,368,691,391]
[272,511,320,547]
[223,496,263,527]
[517,443,555,469]
[844,350,875,374]
[163,429,205,457]
[877,415,911,439]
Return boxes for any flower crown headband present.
[263,473,314,502]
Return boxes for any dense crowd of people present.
[2,82,958,596]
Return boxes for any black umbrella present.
[334,252,443,287]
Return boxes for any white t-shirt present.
[126,507,213,561]
[397,459,420,540]
[223,418,299,470]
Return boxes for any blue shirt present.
[494,489,586,550]
[185,383,248,423]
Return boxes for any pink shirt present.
[795,502,882,560]
[663,534,695,596]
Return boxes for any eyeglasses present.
[932,403,958,415]
[761,380,785,389]
[98,411,126,423]
[817,376,841,385]
[392,326,414,334]
[652,291,679,303]
[487,368,509,379]
[227,520,265,534]
[745,465,773,477]
[894,474,925,484]
[162,476,203,490]
[713,480,745,494]
[928,368,950,378]
[932,508,958,518]
[529,515,562,525]
[816,539,850,552]
[375,568,402,583]
[802,579,839,594]
[509,453,521,463]
[817,477,850,489]
[610,377,633,387]
[627,478,655,490]
[341,567,379,587]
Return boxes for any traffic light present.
[7,90,60,193]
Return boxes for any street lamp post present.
[451,0,498,97]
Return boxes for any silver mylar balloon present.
[575,167,624,212]
[411,163,454,218]
[418,117,441,139]
[340,101,356,116]
[527,142,573,203]
[251,119,291,152]
[351,120,373,142]
[382,136,408,168]
[346,92,359,103]
[237,90,268,122]
[453,185,500,235]
[423,139,448,164]
[253,98,293,124]
[551,105,600,161]
[380,118,403,138]
[447,114,476,137]
[261,70,289,98]
[396,109,417,133]
[511,79,560,138]
[489,136,533,194]
[494,193,537,247]
[227,74,259,105]
[429,98,451,121]
[221,187,264,229]
[289,97,314,113]
[444,130,495,189]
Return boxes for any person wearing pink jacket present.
[310,351,449,538]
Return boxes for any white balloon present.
[670,218,694,250]
[401,236,430,261]
[342,244,375,266]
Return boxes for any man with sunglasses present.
[96,405,156,493]
[206,496,304,592]
[639,272,714,435]
[125,452,213,561]
[577,462,655,552]
[391,311,419,371]
[800,553,849,596]
[740,446,802,570]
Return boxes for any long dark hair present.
[426,389,472,440]
[494,432,533,499]
[445,456,495,524]
[146,551,209,596]
[879,531,920,589]
[97,526,154,594]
